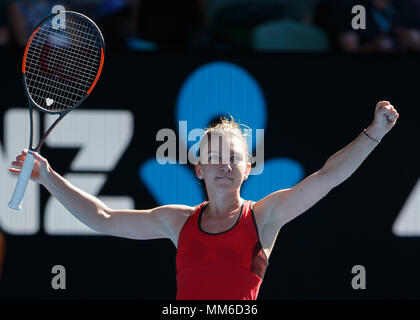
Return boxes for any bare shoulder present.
[156,204,195,230]
[157,204,195,213]
[252,196,276,229]
[158,204,197,248]
[158,204,196,220]
[251,192,291,259]
[250,170,334,258]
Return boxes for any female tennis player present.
[9,100,399,300]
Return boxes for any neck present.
[205,190,244,218]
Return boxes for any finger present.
[11,161,23,167]
[377,101,391,108]
[22,149,28,155]
[32,152,46,164]
[9,167,21,174]
[378,106,393,116]
[16,154,26,162]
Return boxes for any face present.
[195,134,251,192]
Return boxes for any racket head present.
[22,11,105,114]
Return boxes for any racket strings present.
[24,13,103,112]
[26,44,98,110]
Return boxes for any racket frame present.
[8,11,105,211]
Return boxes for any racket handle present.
[8,151,35,211]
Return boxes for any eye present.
[209,155,220,163]
[231,155,241,163]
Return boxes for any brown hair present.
[199,115,251,163]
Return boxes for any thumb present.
[32,152,47,164]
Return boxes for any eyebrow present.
[206,151,243,156]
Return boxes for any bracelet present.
[363,128,381,143]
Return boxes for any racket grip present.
[8,151,35,211]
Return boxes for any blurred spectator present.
[252,19,329,52]
[313,0,346,51]
[331,0,420,52]
[209,0,285,49]
[134,0,208,50]
[8,0,69,47]
[281,0,321,24]
[250,0,331,52]
[96,0,137,51]
[0,1,10,46]
[67,0,102,18]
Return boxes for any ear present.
[195,163,204,179]
[244,162,251,180]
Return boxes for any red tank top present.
[176,200,269,300]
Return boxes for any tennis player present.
[9,101,399,300]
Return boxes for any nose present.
[219,163,232,173]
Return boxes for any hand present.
[369,101,399,138]
[9,149,51,185]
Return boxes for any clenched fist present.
[371,101,399,135]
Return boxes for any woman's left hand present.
[371,101,399,136]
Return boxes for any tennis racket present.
[8,11,105,210]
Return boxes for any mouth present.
[216,177,233,180]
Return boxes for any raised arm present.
[9,151,192,245]
[257,101,399,229]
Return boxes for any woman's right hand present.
[9,149,51,185]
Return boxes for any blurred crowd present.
[1,0,420,52]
